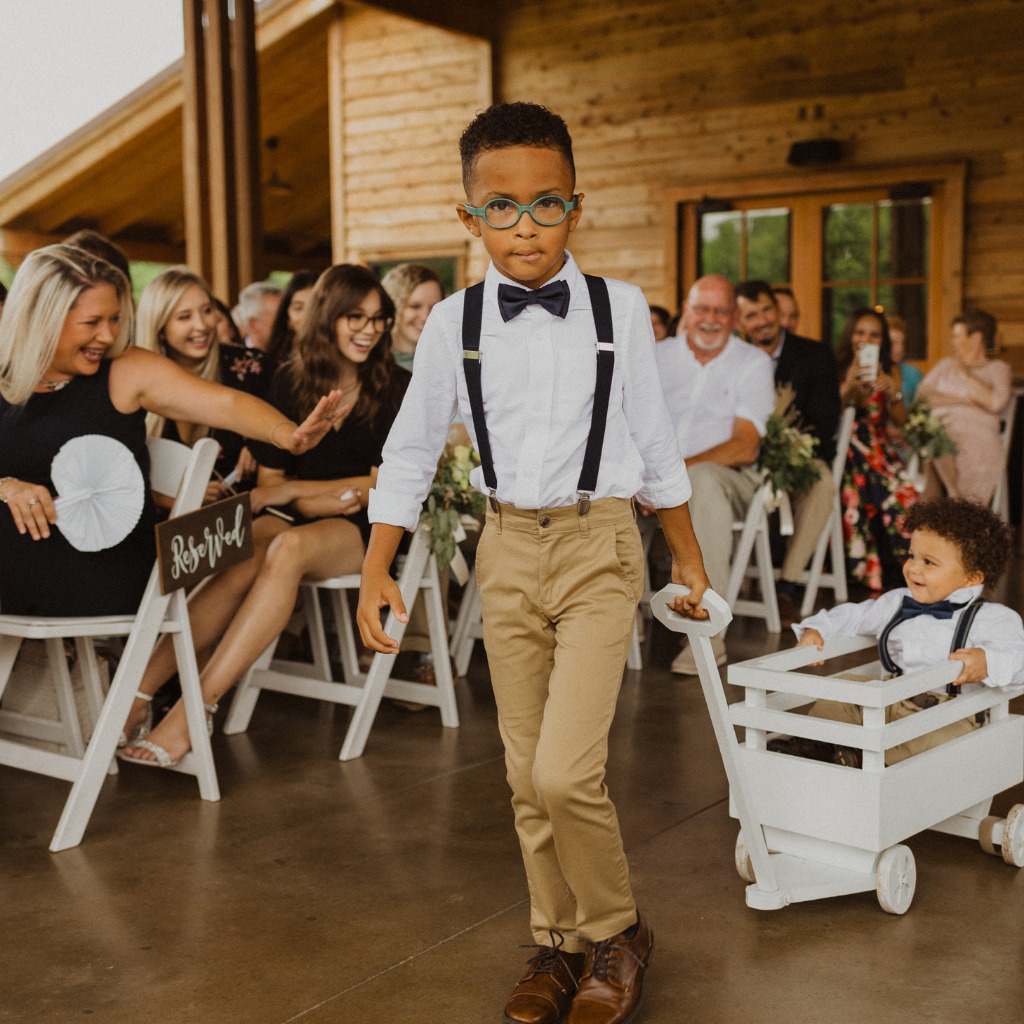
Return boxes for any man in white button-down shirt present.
[655,275,775,673]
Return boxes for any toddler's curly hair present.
[903,498,1013,586]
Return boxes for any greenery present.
[758,394,821,498]
[420,444,486,570]
[903,401,959,460]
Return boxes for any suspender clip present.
[577,493,591,516]
[488,489,499,513]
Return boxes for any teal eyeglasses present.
[463,194,580,229]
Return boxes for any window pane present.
[887,283,929,360]
[823,203,872,282]
[879,199,930,280]
[746,208,790,282]
[699,211,742,280]
[822,286,871,349]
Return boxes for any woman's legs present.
[121,516,289,740]
[123,517,364,762]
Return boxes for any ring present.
[28,498,39,507]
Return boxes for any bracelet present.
[268,419,292,450]
[0,477,14,504]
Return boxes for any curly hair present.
[903,498,1013,586]
[459,102,575,192]
[284,264,396,424]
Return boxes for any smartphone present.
[858,343,880,382]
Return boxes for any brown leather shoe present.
[504,940,586,1024]
[567,914,653,1024]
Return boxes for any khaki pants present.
[475,497,642,949]
[810,693,981,765]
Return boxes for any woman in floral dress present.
[836,309,917,591]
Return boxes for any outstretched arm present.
[110,347,344,456]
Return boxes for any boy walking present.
[358,102,710,1024]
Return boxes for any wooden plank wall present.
[497,0,1024,367]
[339,6,491,280]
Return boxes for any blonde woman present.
[0,244,341,619]
[380,263,444,372]
[136,267,275,498]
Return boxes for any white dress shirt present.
[369,252,692,530]
[654,333,775,461]
[795,585,1024,696]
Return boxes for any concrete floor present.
[2,604,1023,1024]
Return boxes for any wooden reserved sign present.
[155,493,254,594]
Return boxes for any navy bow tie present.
[900,595,966,620]
[497,280,571,323]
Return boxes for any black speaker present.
[787,139,843,166]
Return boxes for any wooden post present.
[203,0,237,304]
[181,0,210,280]
[231,0,262,288]
[327,12,347,263]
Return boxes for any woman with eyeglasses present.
[123,264,409,767]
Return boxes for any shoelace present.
[518,931,580,990]
[586,935,647,983]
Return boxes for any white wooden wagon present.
[651,585,1024,914]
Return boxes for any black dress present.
[160,343,275,482]
[0,362,158,616]
[252,364,411,543]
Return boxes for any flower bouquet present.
[903,401,959,461]
[758,385,821,500]
[420,444,486,572]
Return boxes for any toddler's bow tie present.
[497,280,571,323]
[900,595,967,620]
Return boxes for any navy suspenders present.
[461,275,615,514]
[878,596,986,696]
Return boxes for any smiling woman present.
[136,266,276,496]
[0,243,342,620]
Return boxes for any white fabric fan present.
[51,434,146,552]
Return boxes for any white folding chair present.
[449,565,484,678]
[990,387,1020,522]
[0,436,220,851]
[797,404,857,617]
[224,524,458,761]
[725,478,781,633]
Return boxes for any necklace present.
[39,378,72,392]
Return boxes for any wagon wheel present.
[978,815,1002,856]
[735,830,756,883]
[876,845,916,915]
[1001,804,1024,867]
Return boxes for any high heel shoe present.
[117,702,218,768]
[117,692,154,749]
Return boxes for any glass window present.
[698,207,790,284]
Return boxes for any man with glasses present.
[655,274,775,673]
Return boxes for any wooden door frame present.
[662,161,966,365]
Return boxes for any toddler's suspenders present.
[877,595,986,695]
[461,275,614,514]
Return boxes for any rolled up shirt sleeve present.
[368,311,460,531]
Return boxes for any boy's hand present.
[670,559,711,620]
[797,628,825,665]
[797,628,824,650]
[950,647,988,686]
[357,568,408,653]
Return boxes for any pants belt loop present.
[577,504,591,538]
